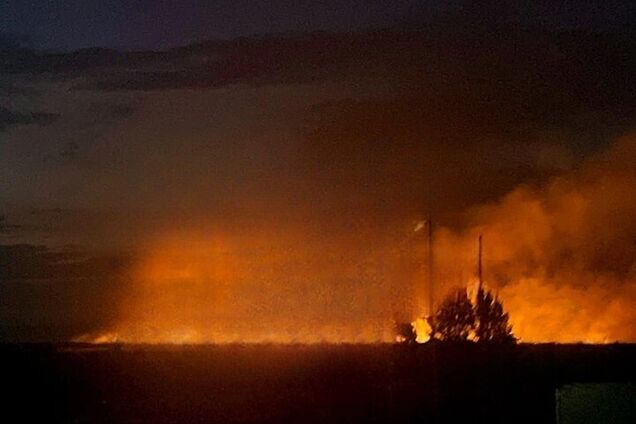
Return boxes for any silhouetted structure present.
[474,234,516,343]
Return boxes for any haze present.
[1,1,635,343]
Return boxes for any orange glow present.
[78,228,406,344]
[429,134,636,343]
[412,318,431,343]
[78,134,636,345]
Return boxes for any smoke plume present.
[434,132,636,342]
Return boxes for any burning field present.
[434,132,636,343]
[77,133,636,345]
[2,10,636,348]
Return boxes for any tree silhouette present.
[474,287,516,343]
[428,289,475,342]
[394,321,417,344]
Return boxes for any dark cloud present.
[82,29,636,101]
[2,26,634,220]
[0,78,39,97]
[86,101,135,119]
[0,106,58,132]
[295,67,635,221]
[0,25,633,100]
[2,26,633,227]
[0,45,171,79]
[0,215,24,235]
[59,141,79,159]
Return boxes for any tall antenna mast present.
[428,214,434,316]
[477,234,483,291]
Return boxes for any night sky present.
[2,1,634,51]
[1,1,635,343]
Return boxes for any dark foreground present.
[1,342,634,423]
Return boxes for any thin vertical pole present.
[427,214,439,421]
[477,234,483,291]
[428,215,434,316]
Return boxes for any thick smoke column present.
[434,132,636,342]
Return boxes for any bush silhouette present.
[427,287,517,344]
[475,287,516,343]
[394,321,417,344]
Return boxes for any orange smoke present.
[433,132,636,343]
[78,133,636,344]
[78,227,411,343]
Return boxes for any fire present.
[78,133,636,345]
[412,318,431,343]
[80,229,403,344]
[430,133,636,343]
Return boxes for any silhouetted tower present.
[428,215,434,316]
[477,234,483,291]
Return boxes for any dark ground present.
[0,342,634,423]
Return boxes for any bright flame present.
[413,318,431,343]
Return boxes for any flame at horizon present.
[77,228,413,344]
[79,133,636,345]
